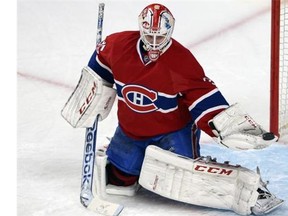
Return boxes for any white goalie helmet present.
[138,3,175,61]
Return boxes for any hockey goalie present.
[61,3,284,215]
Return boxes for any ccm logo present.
[194,164,233,176]
[244,115,257,128]
[79,81,97,115]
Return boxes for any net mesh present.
[279,0,288,139]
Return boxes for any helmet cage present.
[138,4,175,53]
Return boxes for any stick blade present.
[88,196,124,216]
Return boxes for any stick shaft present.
[80,3,105,207]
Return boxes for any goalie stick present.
[79,3,123,216]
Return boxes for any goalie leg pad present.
[139,145,260,215]
[94,148,139,198]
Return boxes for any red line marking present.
[18,7,270,87]
[187,6,270,49]
[17,71,74,90]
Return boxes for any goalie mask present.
[138,4,175,61]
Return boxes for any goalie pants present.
[106,121,201,176]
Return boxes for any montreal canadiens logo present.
[122,85,158,113]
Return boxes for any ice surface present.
[18,0,288,215]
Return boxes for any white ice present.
[18,0,288,216]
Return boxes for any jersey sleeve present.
[87,36,115,84]
[172,47,229,137]
[184,85,229,137]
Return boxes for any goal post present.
[270,0,288,141]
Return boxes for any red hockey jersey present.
[88,31,229,139]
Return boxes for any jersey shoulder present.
[167,38,205,77]
[170,38,192,54]
[98,31,140,62]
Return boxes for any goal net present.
[270,0,288,142]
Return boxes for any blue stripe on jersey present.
[115,81,178,113]
[88,50,114,84]
[189,89,229,123]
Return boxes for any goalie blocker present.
[61,66,116,128]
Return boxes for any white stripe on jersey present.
[194,105,229,126]
[96,55,113,74]
[188,88,219,111]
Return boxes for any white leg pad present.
[94,149,108,198]
[94,149,139,198]
[106,183,140,196]
[139,145,260,215]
